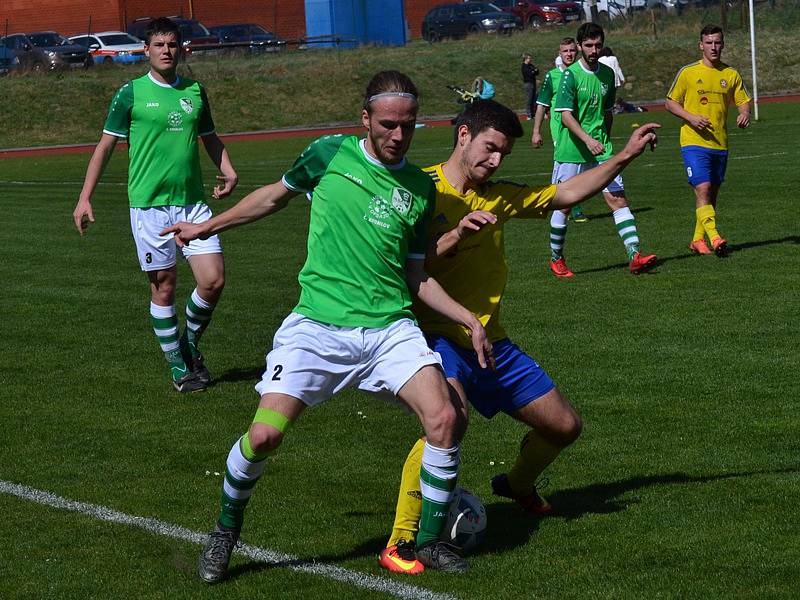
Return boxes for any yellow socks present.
[696,204,720,242]
[506,430,562,497]
[692,214,706,242]
[387,438,425,547]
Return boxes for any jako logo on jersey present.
[391,187,412,214]
[179,98,194,114]
[344,172,363,185]
[146,102,159,108]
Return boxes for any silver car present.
[1,31,91,71]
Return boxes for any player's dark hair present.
[452,99,523,147]
[145,17,182,45]
[700,24,724,40]
[577,22,604,45]
[600,46,614,57]
[363,70,420,114]
[560,37,576,46]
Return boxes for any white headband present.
[367,92,418,104]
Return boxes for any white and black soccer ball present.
[441,486,487,553]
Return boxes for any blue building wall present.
[305,0,406,47]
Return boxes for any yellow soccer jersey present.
[667,60,751,150]
[413,163,556,349]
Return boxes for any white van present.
[579,0,647,21]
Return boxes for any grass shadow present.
[223,467,799,580]
[649,234,800,268]
[213,365,265,385]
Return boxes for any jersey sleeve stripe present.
[281,174,307,193]
[198,129,215,136]
[666,63,693,100]
[102,129,128,138]
[406,252,426,260]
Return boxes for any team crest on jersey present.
[179,98,194,114]
[600,83,609,96]
[391,187,412,214]
[720,79,728,88]
[167,111,183,127]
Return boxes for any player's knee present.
[247,422,284,455]
[422,401,461,447]
[551,410,582,447]
[199,272,225,296]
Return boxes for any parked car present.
[646,0,690,13]
[579,0,646,21]
[490,0,582,28]
[69,31,146,64]
[128,17,220,53]
[1,32,91,71]
[208,23,286,53]
[422,2,520,41]
[0,45,21,75]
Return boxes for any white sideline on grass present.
[0,479,459,600]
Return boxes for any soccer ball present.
[440,486,487,553]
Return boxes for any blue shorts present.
[426,335,555,419]
[681,145,728,187]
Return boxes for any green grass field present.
[1,102,799,599]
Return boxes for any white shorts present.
[129,204,222,271]
[552,160,624,194]
[255,312,443,406]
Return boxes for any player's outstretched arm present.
[664,98,710,131]
[553,123,660,208]
[427,210,497,264]
[72,134,119,235]
[160,180,298,247]
[406,259,494,370]
[201,133,239,199]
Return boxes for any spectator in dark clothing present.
[521,53,539,120]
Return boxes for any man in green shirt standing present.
[162,70,492,582]
[532,37,588,223]
[72,18,238,392]
[548,23,657,277]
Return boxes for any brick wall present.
[0,0,442,40]
[404,0,441,38]
[0,0,122,36]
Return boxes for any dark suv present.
[490,0,582,28]
[208,23,286,53]
[128,17,220,53]
[422,3,520,41]
[2,32,91,71]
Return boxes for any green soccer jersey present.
[103,73,215,208]
[536,67,565,145]
[282,135,436,329]
[554,61,616,163]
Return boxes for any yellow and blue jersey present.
[667,60,751,151]
[413,163,556,349]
